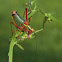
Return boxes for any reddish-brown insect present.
[10,5,34,39]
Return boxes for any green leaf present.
[16,43,24,50]
[45,13,57,21]
[27,9,37,18]
[31,0,36,5]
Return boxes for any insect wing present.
[13,14,25,25]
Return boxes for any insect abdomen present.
[13,13,25,25]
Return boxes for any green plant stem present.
[9,36,16,62]
[35,29,43,33]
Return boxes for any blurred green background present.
[0,0,62,62]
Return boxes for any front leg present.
[10,21,14,35]
[10,21,18,35]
